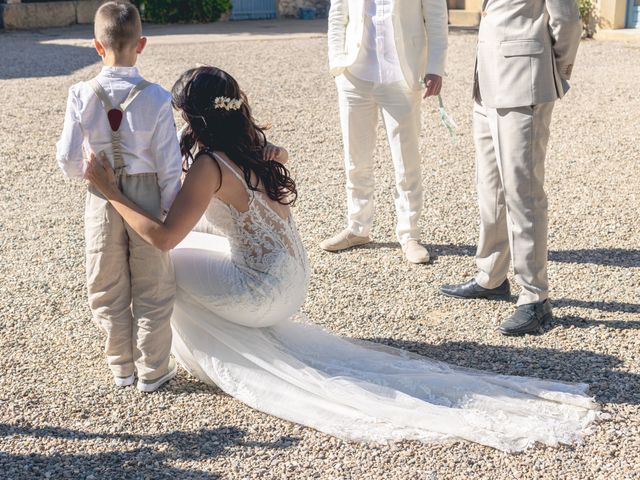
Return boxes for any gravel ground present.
[1,23,639,480]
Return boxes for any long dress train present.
[170,153,599,453]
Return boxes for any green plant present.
[577,0,597,38]
[133,0,232,24]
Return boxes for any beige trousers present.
[335,71,423,245]
[85,174,175,381]
[473,100,555,306]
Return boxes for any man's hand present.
[422,74,443,99]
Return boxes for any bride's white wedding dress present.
[170,153,599,452]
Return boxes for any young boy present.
[56,1,182,392]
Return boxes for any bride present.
[85,66,600,452]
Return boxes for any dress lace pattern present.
[169,154,600,452]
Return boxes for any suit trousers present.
[85,174,175,381]
[473,100,555,306]
[335,71,423,245]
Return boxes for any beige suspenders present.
[88,78,152,175]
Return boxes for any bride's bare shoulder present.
[186,151,224,193]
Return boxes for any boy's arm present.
[56,87,85,178]
[154,100,183,215]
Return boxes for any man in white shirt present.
[323,0,448,263]
[56,1,182,392]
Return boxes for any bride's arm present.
[85,151,221,251]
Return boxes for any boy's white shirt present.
[56,66,182,213]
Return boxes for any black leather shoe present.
[440,279,511,300]
[499,300,552,336]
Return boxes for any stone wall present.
[448,0,482,27]
[1,0,104,30]
[598,0,628,29]
[277,0,330,19]
[1,0,331,30]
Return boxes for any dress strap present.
[206,150,255,201]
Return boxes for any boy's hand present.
[263,144,289,164]
[84,151,117,196]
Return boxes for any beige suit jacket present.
[474,0,582,109]
[327,0,448,90]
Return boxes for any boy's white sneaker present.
[114,374,136,388]
[137,360,177,393]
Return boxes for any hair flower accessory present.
[213,96,243,111]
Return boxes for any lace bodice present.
[201,193,307,276]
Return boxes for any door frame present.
[627,0,640,28]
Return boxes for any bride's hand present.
[84,151,117,196]
[263,143,289,164]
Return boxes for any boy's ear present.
[136,37,147,54]
[93,38,106,58]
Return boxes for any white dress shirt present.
[56,66,182,212]
[348,0,404,85]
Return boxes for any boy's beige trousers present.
[85,175,175,381]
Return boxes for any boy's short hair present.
[94,1,142,52]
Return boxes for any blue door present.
[230,0,277,20]
[628,0,640,28]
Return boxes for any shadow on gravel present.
[554,298,640,315]
[552,313,640,330]
[0,423,298,479]
[549,248,640,268]
[426,244,640,268]
[335,242,640,270]
[0,43,98,79]
[365,338,640,406]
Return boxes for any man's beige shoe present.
[403,240,430,264]
[319,229,371,252]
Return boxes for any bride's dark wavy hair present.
[171,66,297,205]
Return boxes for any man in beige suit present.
[441,0,582,335]
[322,0,448,263]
